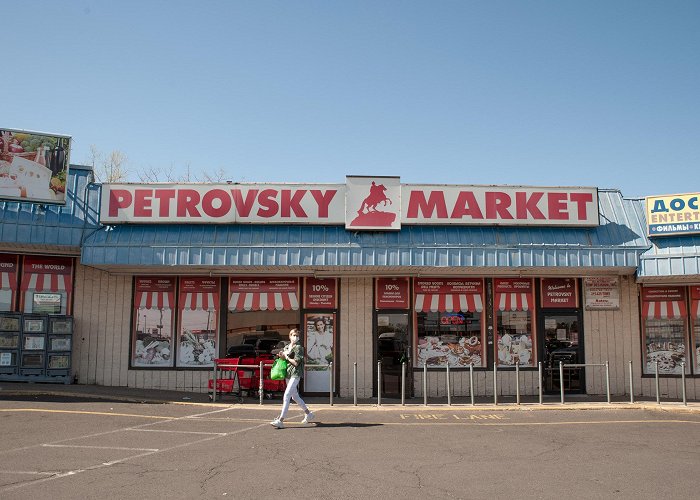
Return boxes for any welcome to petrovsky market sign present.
[100,176,599,230]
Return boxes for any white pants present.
[279,377,308,419]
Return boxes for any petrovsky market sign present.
[646,192,700,237]
[100,177,599,230]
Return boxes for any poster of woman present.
[304,313,334,392]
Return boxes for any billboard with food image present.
[0,128,71,204]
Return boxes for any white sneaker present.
[301,411,315,424]
[270,418,284,429]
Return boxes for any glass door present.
[375,312,411,398]
[542,312,585,394]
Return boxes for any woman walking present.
[270,328,314,429]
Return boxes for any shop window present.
[21,256,73,315]
[494,278,535,367]
[692,286,700,373]
[132,277,175,367]
[177,278,219,368]
[641,286,688,375]
[0,255,18,312]
[414,278,485,368]
[226,277,300,357]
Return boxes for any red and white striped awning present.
[181,292,218,311]
[496,293,533,312]
[642,300,686,320]
[692,301,700,320]
[0,271,17,292]
[21,273,72,293]
[228,292,299,312]
[136,291,174,311]
[415,294,483,313]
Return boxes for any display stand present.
[0,313,73,384]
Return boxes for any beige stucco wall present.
[71,264,700,400]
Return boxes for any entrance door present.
[542,312,585,394]
[375,312,411,398]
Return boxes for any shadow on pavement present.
[312,422,383,428]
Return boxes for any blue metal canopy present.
[0,165,99,254]
[80,189,651,273]
[638,233,700,281]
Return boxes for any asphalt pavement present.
[2,382,700,499]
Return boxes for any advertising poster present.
[132,277,175,367]
[0,128,71,204]
[177,277,219,368]
[0,254,18,312]
[304,313,335,392]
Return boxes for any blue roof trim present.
[638,234,700,279]
[633,196,700,279]
[0,165,100,252]
[81,189,650,270]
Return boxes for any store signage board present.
[0,127,71,205]
[180,277,219,293]
[493,278,533,293]
[641,286,686,301]
[583,277,620,310]
[414,278,483,294]
[229,277,298,293]
[23,256,72,276]
[646,192,700,237]
[376,278,410,309]
[136,277,176,292]
[303,278,337,309]
[100,178,600,229]
[541,278,578,308]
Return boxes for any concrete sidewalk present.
[1,380,699,413]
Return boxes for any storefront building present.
[0,165,97,382]
[636,192,700,399]
[58,177,655,400]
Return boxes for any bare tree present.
[86,146,235,183]
[88,146,129,183]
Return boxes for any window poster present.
[177,277,219,368]
[304,313,335,392]
[132,277,175,367]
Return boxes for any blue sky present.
[4,1,699,197]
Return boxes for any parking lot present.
[1,395,699,499]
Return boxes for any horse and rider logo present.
[346,177,400,229]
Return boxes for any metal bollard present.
[493,362,498,406]
[377,361,382,406]
[446,362,451,406]
[605,361,611,404]
[259,361,264,405]
[681,361,687,406]
[423,362,428,406]
[629,361,634,404]
[559,361,564,404]
[353,362,358,406]
[538,362,543,405]
[212,362,218,403]
[515,363,520,405]
[655,360,660,404]
[401,362,406,406]
[469,363,475,406]
[329,362,334,406]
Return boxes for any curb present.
[2,389,699,414]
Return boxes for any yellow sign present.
[646,193,700,237]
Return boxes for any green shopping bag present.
[270,358,287,380]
